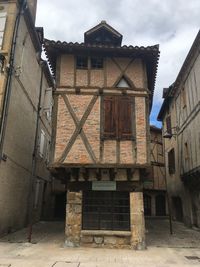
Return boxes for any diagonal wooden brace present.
[58,94,98,163]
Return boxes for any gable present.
[84,21,122,46]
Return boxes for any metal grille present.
[82,191,130,231]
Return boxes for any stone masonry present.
[65,191,146,249]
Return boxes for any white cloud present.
[36,0,200,123]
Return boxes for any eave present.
[158,30,200,121]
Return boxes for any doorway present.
[156,194,166,216]
[54,192,66,220]
[172,196,183,222]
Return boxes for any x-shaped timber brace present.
[58,94,98,163]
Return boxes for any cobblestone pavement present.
[0,219,200,267]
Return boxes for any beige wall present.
[162,44,200,227]
[0,3,53,235]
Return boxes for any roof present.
[44,22,160,111]
[158,30,200,121]
[84,21,122,46]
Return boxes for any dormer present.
[84,21,122,46]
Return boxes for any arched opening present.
[156,194,166,216]
[143,194,152,216]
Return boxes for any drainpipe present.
[163,125,173,234]
[27,60,45,243]
[0,0,27,159]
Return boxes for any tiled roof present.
[44,39,160,111]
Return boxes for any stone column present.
[65,190,82,247]
[130,192,146,250]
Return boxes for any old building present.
[45,21,159,249]
[143,125,167,217]
[0,0,54,236]
[158,30,200,228]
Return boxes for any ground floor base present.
[65,190,146,250]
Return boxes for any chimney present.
[27,0,37,24]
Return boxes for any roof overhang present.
[44,40,160,111]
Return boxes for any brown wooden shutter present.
[166,116,172,135]
[103,96,116,138]
[118,96,132,139]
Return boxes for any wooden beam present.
[62,94,98,163]
[58,95,98,163]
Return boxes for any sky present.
[35,0,200,127]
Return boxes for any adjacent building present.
[143,125,167,217]
[158,30,200,228]
[45,21,159,249]
[0,0,54,236]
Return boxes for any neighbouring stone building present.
[0,0,54,236]
[45,21,159,249]
[158,30,200,228]
[143,125,167,217]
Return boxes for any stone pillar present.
[130,192,146,250]
[65,191,82,247]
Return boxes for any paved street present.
[0,219,200,267]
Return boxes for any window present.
[76,56,88,69]
[181,87,186,108]
[91,57,103,69]
[116,77,131,88]
[184,142,189,159]
[168,148,175,174]
[82,191,130,231]
[0,12,7,49]
[166,115,172,135]
[39,129,45,157]
[103,96,133,140]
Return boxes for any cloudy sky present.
[36,0,200,127]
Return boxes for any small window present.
[76,56,88,69]
[166,115,172,135]
[91,57,103,69]
[168,148,175,174]
[182,87,186,108]
[184,142,189,160]
[39,129,46,157]
[116,77,131,88]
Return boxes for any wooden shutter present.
[103,96,116,138]
[166,115,172,135]
[118,96,132,139]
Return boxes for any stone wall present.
[130,192,146,249]
[65,190,146,250]
[65,191,82,247]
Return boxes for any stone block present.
[81,235,93,243]
[94,236,103,244]
[74,204,81,214]
[104,236,117,245]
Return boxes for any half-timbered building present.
[143,126,167,217]
[44,21,159,249]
